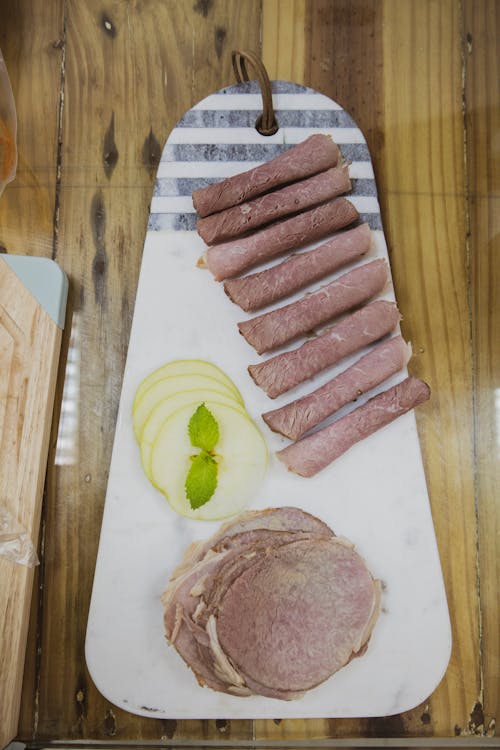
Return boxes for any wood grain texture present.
[377,2,478,735]
[464,0,500,738]
[258,0,482,740]
[0,0,63,257]
[0,0,495,742]
[30,0,260,742]
[261,14,380,748]
[0,259,62,749]
[0,4,65,735]
[262,0,306,84]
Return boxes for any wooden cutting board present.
[86,81,451,719]
[0,256,67,750]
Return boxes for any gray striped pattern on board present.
[149,81,382,232]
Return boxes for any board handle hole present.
[232,49,279,137]
[255,113,279,137]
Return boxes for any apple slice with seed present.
[140,388,246,485]
[150,401,267,521]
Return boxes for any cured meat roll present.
[238,259,388,354]
[277,376,430,477]
[196,165,351,245]
[248,300,401,398]
[192,134,340,218]
[205,198,359,280]
[263,336,412,440]
[224,223,372,312]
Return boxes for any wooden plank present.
[0,0,63,258]
[262,0,306,84]
[4,0,491,741]
[0,259,62,749]
[259,0,479,740]
[33,0,260,741]
[260,2,381,740]
[379,1,478,734]
[302,0,385,175]
[464,0,500,738]
[0,2,65,739]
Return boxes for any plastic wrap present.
[0,507,39,567]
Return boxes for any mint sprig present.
[185,452,218,509]
[188,403,219,452]
[185,403,220,509]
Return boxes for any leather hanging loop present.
[231,49,279,136]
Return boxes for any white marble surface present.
[86,83,451,718]
[85,227,451,718]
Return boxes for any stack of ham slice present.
[162,507,380,699]
[193,134,430,476]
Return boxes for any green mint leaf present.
[188,403,219,452]
[185,451,218,509]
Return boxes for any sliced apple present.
[150,401,267,521]
[133,373,240,442]
[140,388,247,485]
[133,359,242,409]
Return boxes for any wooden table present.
[0,0,498,745]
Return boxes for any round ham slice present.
[162,507,380,700]
[215,537,380,695]
[168,506,333,579]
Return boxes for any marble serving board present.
[85,81,451,719]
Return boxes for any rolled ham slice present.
[248,300,401,398]
[277,377,430,477]
[196,165,351,245]
[238,259,388,354]
[205,198,359,281]
[224,223,372,312]
[263,336,412,440]
[192,134,340,218]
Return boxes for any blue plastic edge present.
[2,256,68,329]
